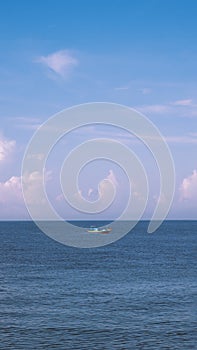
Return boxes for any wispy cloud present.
[165,135,197,144]
[137,98,197,118]
[114,81,152,94]
[138,104,169,114]
[114,86,129,91]
[139,88,152,95]
[66,124,197,145]
[13,117,42,130]
[172,99,192,106]
[36,50,78,78]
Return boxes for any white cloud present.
[0,171,52,206]
[139,88,152,95]
[13,117,42,130]
[114,86,129,91]
[94,170,118,202]
[180,170,197,201]
[66,123,197,145]
[138,104,169,114]
[137,98,197,118]
[37,50,78,78]
[0,172,53,219]
[106,169,118,187]
[56,193,64,202]
[23,171,52,205]
[189,132,197,138]
[0,135,16,161]
[0,176,27,219]
[0,176,22,204]
[14,117,41,123]
[172,99,192,106]
[26,153,45,161]
[165,135,197,144]
[88,188,93,197]
[74,170,118,202]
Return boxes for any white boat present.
[87,226,112,234]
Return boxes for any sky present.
[0,0,197,220]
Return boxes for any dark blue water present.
[0,221,196,349]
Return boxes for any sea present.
[0,221,196,350]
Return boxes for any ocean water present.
[0,221,196,350]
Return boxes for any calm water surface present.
[0,221,196,349]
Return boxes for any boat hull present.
[87,228,112,234]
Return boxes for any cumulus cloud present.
[23,171,52,205]
[59,169,119,215]
[0,175,29,219]
[0,135,15,161]
[89,170,118,205]
[37,50,78,78]
[180,170,197,201]
[0,171,53,219]
[106,169,118,187]
[75,170,118,202]
[0,176,22,204]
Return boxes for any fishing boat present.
[87,226,112,234]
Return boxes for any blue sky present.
[0,0,197,220]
